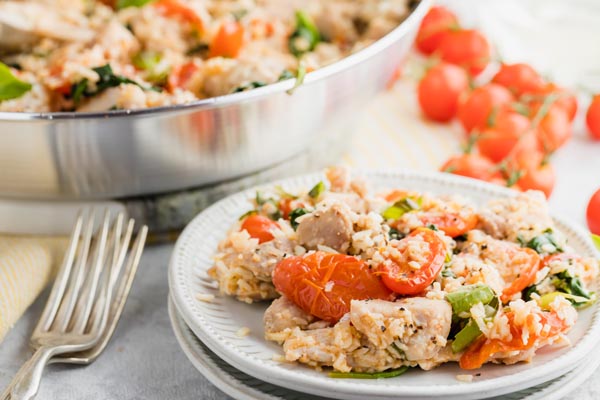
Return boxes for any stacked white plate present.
[168,170,600,400]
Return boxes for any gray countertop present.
[0,243,598,399]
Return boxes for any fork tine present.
[70,210,111,334]
[52,210,96,333]
[89,216,134,332]
[35,212,85,333]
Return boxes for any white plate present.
[169,169,600,400]
[168,294,600,400]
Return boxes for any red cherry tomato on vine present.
[437,29,491,76]
[273,252,392,322]
[492,63,545,97]
[527,83,577,122]
[440,153,497,181]
[416,6,459,55]
[458,83,514,133]
[586,95,600,141]
[240,215,278,244]
[476,108,530,162]
[379,228,446,295]
[516,162,556,199]
[418,62,469,122]
[587,189,600,235]
[533,105,572,154]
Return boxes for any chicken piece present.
[296,203,354,252]
[0,1,94,51]
[350,298,452,361]
[477,191,557,243]
[263,296,314,343]
[282,320,361,372]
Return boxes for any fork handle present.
[4,346,55,400]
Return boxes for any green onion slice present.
[329,366,409,379]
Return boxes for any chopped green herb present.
[232,9,248,21]
[427,224,439,231]
[186,43,210,56]
[441,267,456,278]
[308,181,325,199]
[132,51,169,84]
[232,81,267,93]
[116,0,154,9]
[388,228,403,241]
[329,366,408,379]
[525,230,563,254]
[278,69,295,81]
[0,62,32,101]
[71,79,88,104]
[553,270,593,300]
[381,197,421,220]
[256,191,266,206]
[289,208,310,230]
[288,10,321,57]
[522,285,539,301]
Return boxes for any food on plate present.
[208,167,598,374]
[0,0,414,112]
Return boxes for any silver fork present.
[1,211,147,400]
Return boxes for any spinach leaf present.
[289,208,310,230]
[0,62,32,101]
[232,81,267,93]
[525,230,563,254]
[288,10,321,57]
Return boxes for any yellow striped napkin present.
[0,236,67,342]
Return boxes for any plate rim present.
[169,168,600,398]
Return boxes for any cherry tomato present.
[440,153,498,181]
[505,132,543,173]
[418,62,469,122]
[379,228,446,295]
[586,95,600,141]
[209,20,245,58]
[460,310,567,369]
[476,108,531,162]
[415,6,459,55]
[534,105,572,153]
[516,162,556,198]
[458,84,514,133]
[527,83,577,122]
[154,0,204,31]
[419,213,478,238]
[500,247,541,303]
[587,189,600,235]
[273,252,392,322]
[492,63,545,97]
[240,215,279,244]
[437,29,491,76]
[168,61,199,91]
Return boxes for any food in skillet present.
[208,167,598,374]
[0,0,413,112]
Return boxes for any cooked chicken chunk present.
[263,296,314,342]
[350,298,452,361]
[296,203,354,252]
